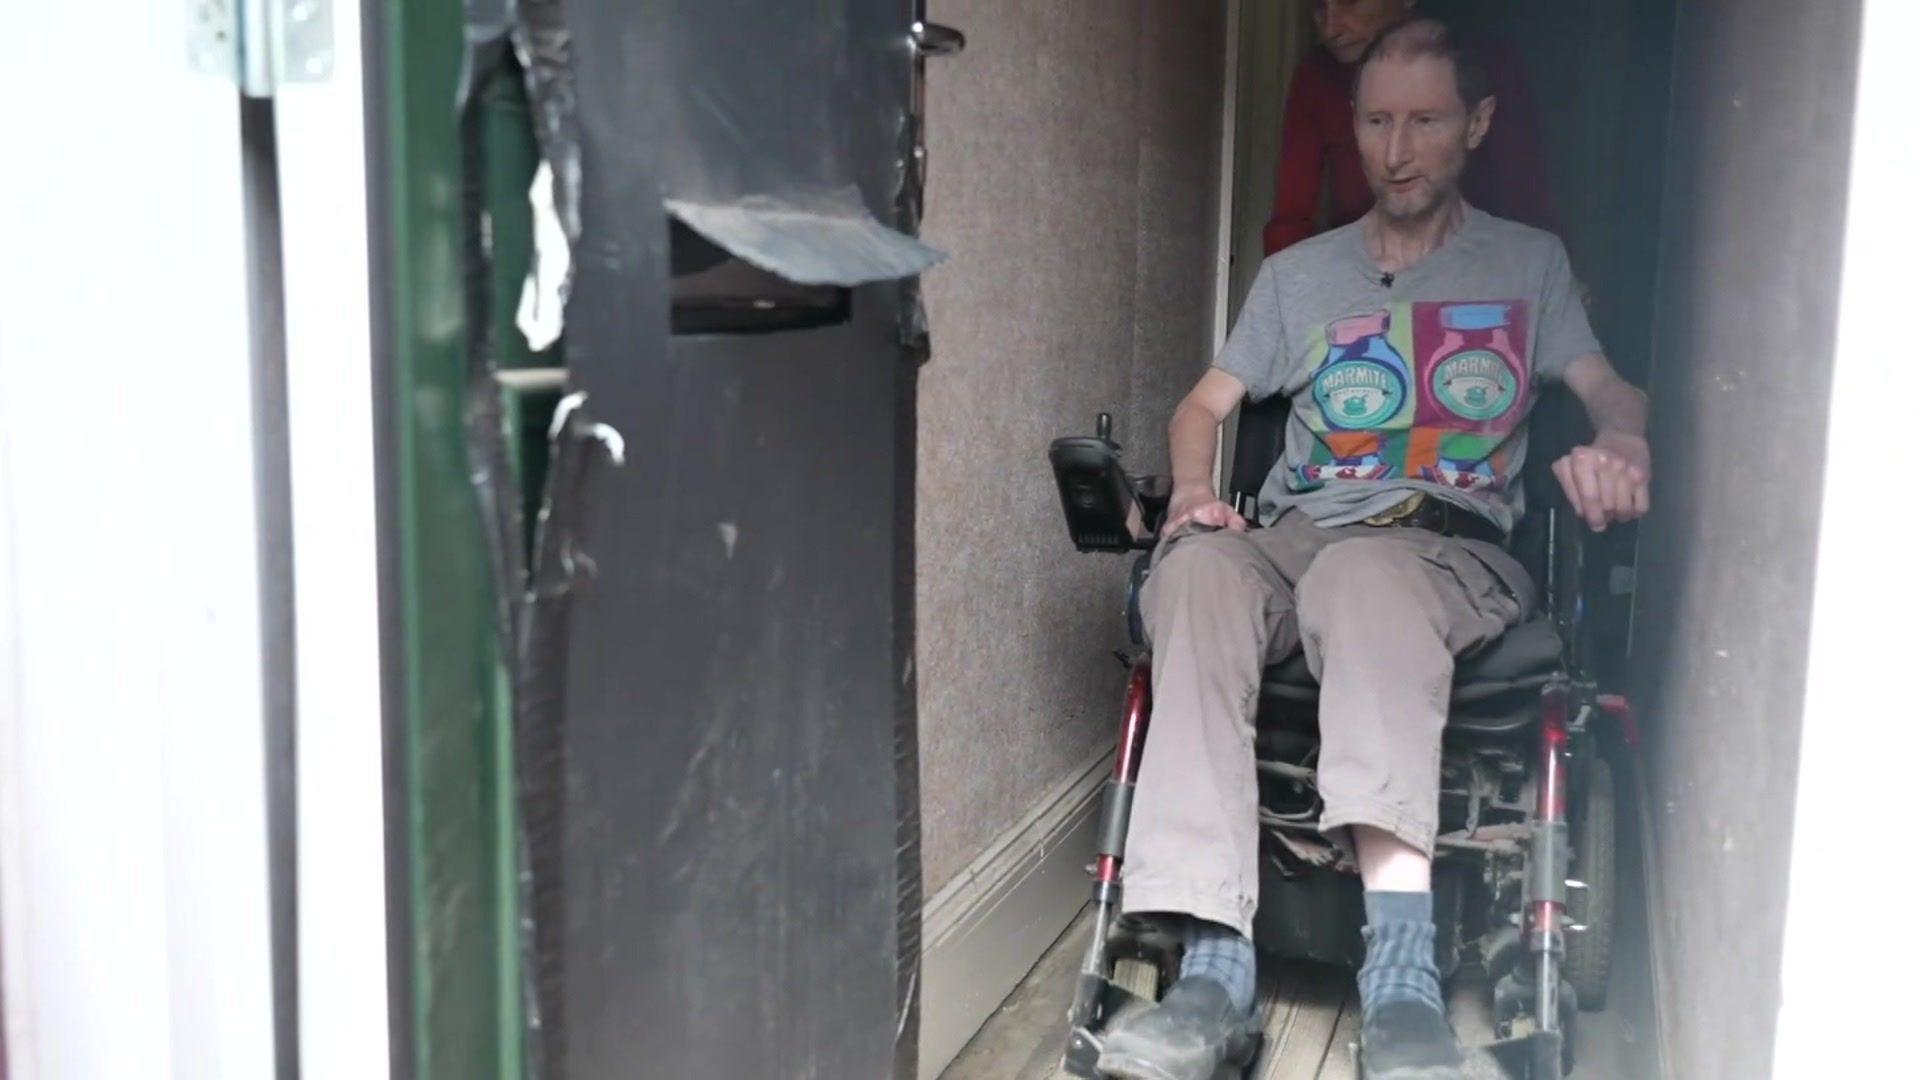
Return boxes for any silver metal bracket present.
[910,20,967,57]
[906,17,966,203]
[188,0,334,97]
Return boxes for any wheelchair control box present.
[1048,413,1171,553]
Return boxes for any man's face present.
[1353,53,1492,222]
[1313,0,1415,65]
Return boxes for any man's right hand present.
[1161,481,1248,537]
[1160,369,1251,538]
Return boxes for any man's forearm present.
[1583,377,1648,441]
[1556,356,1654,527]
[1169,400,1222,494]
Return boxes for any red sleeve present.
[1263,60,1334,256]
[1476,43,1559,234]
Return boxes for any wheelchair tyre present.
[1113,957,1161,1003]
[1565,755,1617,1010]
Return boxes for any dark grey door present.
[545,2,945,1076]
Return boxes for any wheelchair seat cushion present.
[1258,614,1562,732]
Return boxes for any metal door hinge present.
[188,0,334,97]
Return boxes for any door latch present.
[188,0,335,97]
[910,20,967,58]
[907,19,966,208]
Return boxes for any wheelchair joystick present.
[1048,413,1165,552]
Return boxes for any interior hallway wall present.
[1227,1,1316,310]
[1632,2,1861,1076]
[916,0,1228,892]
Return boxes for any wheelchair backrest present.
[1225,390,1291,512]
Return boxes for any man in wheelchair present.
[1088,20,1651,1080]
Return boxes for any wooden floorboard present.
[1316,993,1363,1080]
[1251,963,1347,1080]
[941,908,1091,1080]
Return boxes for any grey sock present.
[1357,890,1444,1018]
[1179,918,1258,1018]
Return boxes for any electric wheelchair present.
[1046,389,1636,1080]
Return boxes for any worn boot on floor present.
[1096,976,1260,1080]
[1358,999,1466,1080]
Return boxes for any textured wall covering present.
[1632,2,1860,1076]
[916,0,1228,892]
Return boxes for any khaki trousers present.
[1118,511,1533,937]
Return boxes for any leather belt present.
[1359,493,1506,546]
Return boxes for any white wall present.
[273,0,393,1073]
[0,1,275,1074]
[1629,1,1863,1074]
[0,3,389,1077]
[1774,1,1920,1074]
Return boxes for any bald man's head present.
[1356,17,1494,112]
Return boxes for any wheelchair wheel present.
[1112,957,1161,1002]
[1565,756,1617,1009]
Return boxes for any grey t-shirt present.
[1216,208,1601,532]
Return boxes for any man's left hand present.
[1552,431,1650,533]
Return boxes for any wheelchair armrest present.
[1544,497,1583,641]
[1522,387,1600,667]
[1132,474,1172,537]
[1543,489,1636,679]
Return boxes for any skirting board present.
[917,745,1115,1079]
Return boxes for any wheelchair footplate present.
[1482,1029,1565,1080]
[1477,964,1577,1079]
[1327,1032,1557,1080]
[1059,960,1262,1080]
[1059,973,1147,1079]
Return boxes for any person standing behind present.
[1263,0,1556,255]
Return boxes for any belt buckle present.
[1362,493,1425,527]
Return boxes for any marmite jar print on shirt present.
[1298,300,1532,495]
[1305,310,1416,482]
